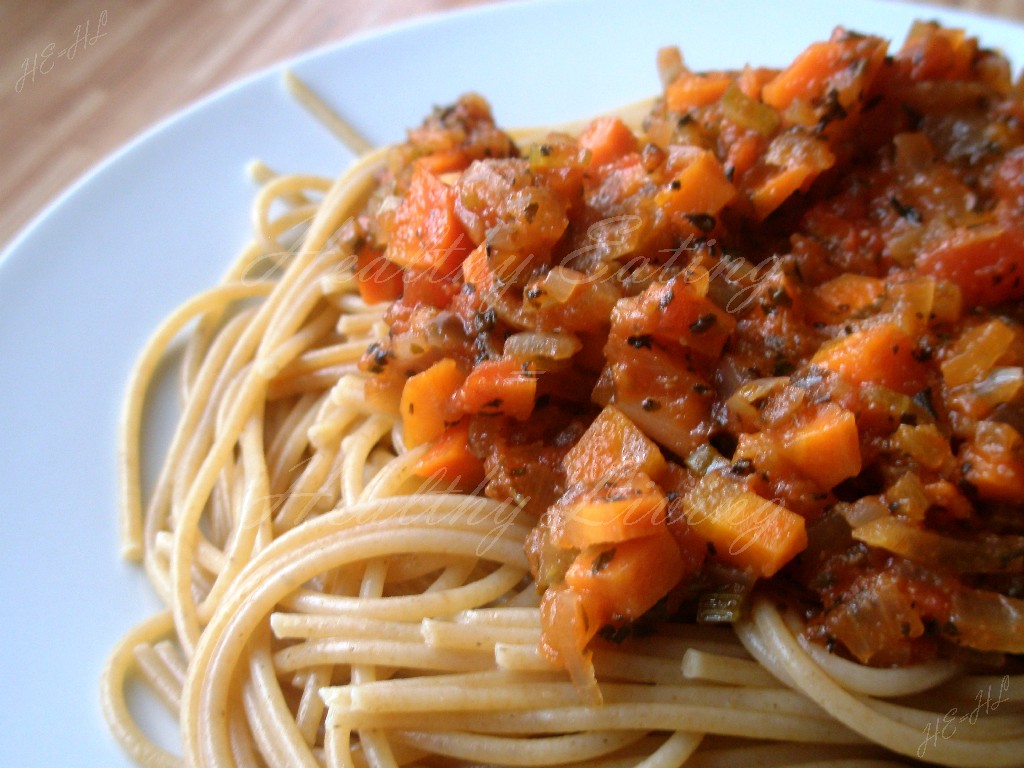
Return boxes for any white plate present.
[1,0,1021,764]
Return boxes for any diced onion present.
[540,266,584,304]
[884,225,924,268]
[836,496,888,528]
[391,330,431,360]
[570,215,644,264]
[884,472,931,520]
[888,277,935,336]
[893,424,949,471]
[656,46,685,89]
[789,615,959,698]
[708,256,761,310]
[504,331,581,361]
[950,587,1024,654]
[824,571,923,665]
[972,366,1024,409]
[941,318,1016,387]
[853,516,1024,574]
[375,194,401,215]
[721,83,779,136]
[684,443,729,477]
[731,376,790,403]
[931,280,962,323]
[425,311,467,347]
[726,376,789,427]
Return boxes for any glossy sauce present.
[355,22,1024,678]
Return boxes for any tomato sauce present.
[356,22,1024,681]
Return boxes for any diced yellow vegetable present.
[682,473,807,578]
[781,404,862,490]
[941,318,1015,387]
[563,405,667,487]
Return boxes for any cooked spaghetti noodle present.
[104,21,1024,768]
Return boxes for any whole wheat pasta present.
[103,24,1024,768]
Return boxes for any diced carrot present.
[805,273,885,325]
[596,334,715,459]
[608,278,736,360]
[751,166,808,219]
[959,421,1024,505]
[412,420,486,493]
[895,21,976,81]
[682,472,807,579]
[526,139,589,201]
[563,405,667,488]
[461,242,495,293]
[811,322,928,396]
[748,134,836,221]
[558,472,668,549]
[413,148,469,176]
[665,71,733,113]
[725,133,764,182]
[386,164,471,276]
[733,430,802,495]
[762,41,847,109]
[400,358,466,448]
[781,404,862,490]
[564,526,684,622]
[656,278,737,358]
[915,226,1024,307]
[656,147,737,218]
[738,65,780,99]
[457,357,537,420]
[354,243,404,305]
[577,116,639,169]
[761,33,887,111]
[585,152,648,201]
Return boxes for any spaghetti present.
[104,20,1024,768]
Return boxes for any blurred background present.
[2,0,1022,250]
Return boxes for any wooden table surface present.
[2,0,1022,250]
